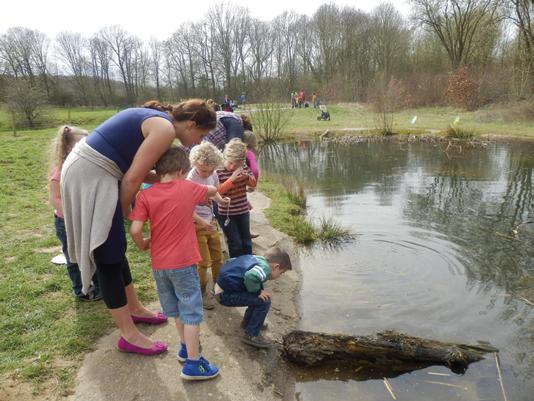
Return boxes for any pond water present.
[261,140,534,401]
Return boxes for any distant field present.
[1,103,533,138]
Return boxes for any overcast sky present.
[1,0,411,42]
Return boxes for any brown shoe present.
[241,334,272,349]
[202,293,215,310]
[250,232,260,239]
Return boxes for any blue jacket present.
[216,255,271,294]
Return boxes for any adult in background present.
[61,99,216,355]
[203,110,244,152]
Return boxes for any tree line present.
[0,0,533,108]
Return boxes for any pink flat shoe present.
[131,312,168,325]
[117,337,168,355]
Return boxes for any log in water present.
[283,330,497,374]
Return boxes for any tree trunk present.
[283,330,497,374]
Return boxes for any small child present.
[243,130,259,181]
[186,142,228,310]
[129,146,222,381]
[49,125,101,301]
[214,247,292,348]
[216,138,257,258]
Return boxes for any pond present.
[261,140,534,401]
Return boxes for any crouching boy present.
[214,247,292,348]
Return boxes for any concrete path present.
[71,192,300,401]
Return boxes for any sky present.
[1,0,411,42]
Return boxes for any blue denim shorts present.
[152,265,203,325]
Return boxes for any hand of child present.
[200,219,216,232]
[140,238,151,250]
[229,167,246,182]
[258,289,271,301]
[218,196,231,207]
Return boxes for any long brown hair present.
[143,99,217,130]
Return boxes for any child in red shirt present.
[130,146,226,381]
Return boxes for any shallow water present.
[261,140,534,401]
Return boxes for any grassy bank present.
[0,128,156,396]
[258,175,352,244]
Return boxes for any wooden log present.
[283,330,497,374]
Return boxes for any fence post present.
[11,112,17,137]
[68,108,72,124]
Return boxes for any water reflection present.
[261,140,534,401]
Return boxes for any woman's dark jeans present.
[55,215,100,296]
[219,291,270,336]
[217,212,252,258]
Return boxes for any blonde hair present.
[243,130,257,151]
[240,113,253,131]
[223,138,247,162]
[189,142,223,168]
[50,125,88,171]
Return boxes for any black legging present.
[95,257,133,309]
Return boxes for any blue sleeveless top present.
[86,108,173,173]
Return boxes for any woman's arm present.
[120,118,175,216]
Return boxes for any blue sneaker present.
[180,357,220,381]
[177,342,203,362]
[177,343,187,362]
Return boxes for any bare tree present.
[5,78,47,127]
[56,32,91,104]
[508,0,534,86]
[247,19,274,86]
[191,22,219,98]
[208,3,250,95]
[370,3,410,80]
[410,0,500,69]
[88,35,114,105]
[148,38,163,100]
[272,12,300,90]
[99,26,141,104]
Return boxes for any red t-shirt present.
[129,179,208,270]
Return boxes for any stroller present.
[317,105,330,121]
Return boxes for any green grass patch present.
[316,216,353,243]
[249,103,534,140]
[2,103,533,139]
[445,123,475,139]
[259,175,352,244]
[0,128,156,395]
[0,105,118,133]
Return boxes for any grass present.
[0,106,118,132]
[255,103,534,139]
[259,175,352,245]
[0,128,156,396]
[2,102,533,139]
[445,123,475,139]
